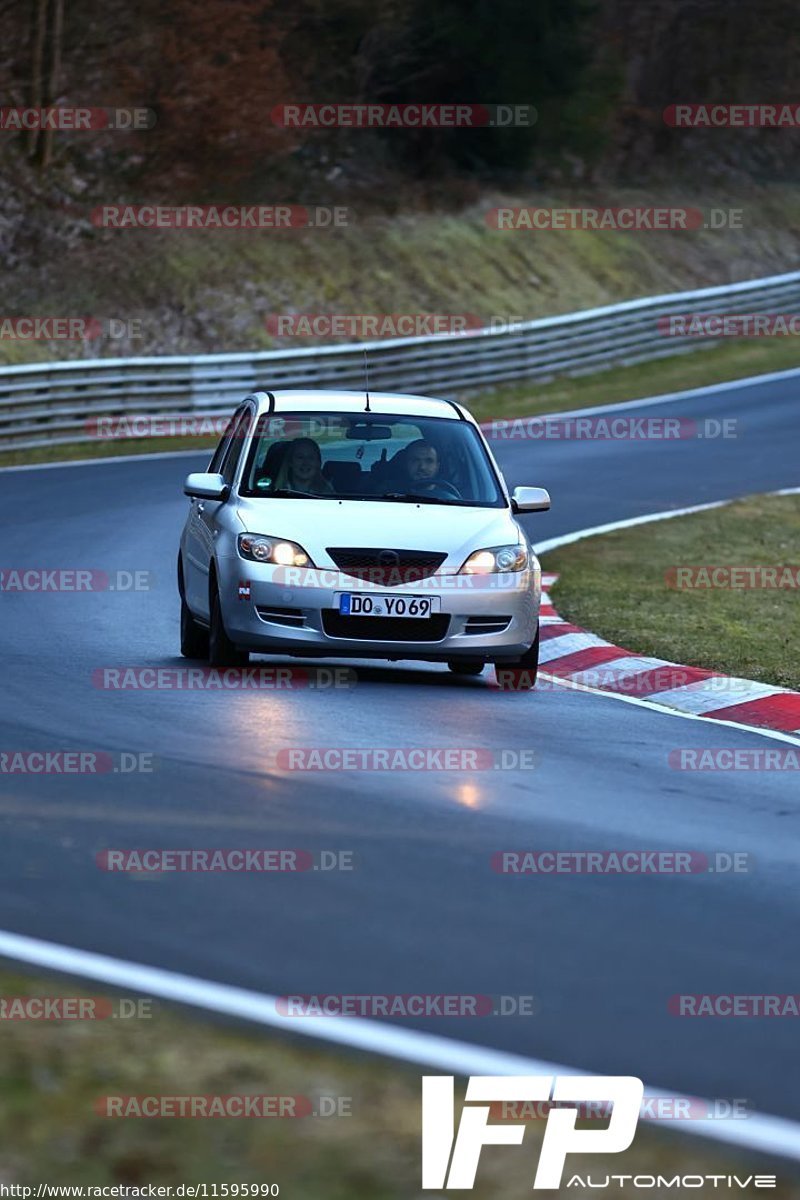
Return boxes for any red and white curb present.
[540,572,800,736]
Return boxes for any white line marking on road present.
[536,487,800,555]
[0,449,206,474]
[535,498,730,555]
[0,928,798,1161]
[2,380,799,1163]
[479,364,800,430]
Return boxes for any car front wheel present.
[494,624,539,691]
[209,586,249,668]
[180,594,209,659]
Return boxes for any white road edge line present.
[477,364,800,427]
[535,499,730,555]
[0,928,798,1162]
[2,377,799,1161]
[3,364,800,474]
[536,488,800,555]
[0,448,206,473]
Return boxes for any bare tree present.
[26,0,65,167]
[38,0,64,166]
[28,0,47,157]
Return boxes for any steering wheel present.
[424,479,462,500]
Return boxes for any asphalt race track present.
[1,372,799,1121]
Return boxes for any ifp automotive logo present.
[422,1075,643,1189]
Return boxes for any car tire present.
[495,624,539,691]
[180,594,209,659]
[209,586,249,668]
[447,660,485,676]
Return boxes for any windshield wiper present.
[377,491,454,505]
[256,487,333,499]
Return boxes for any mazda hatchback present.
[178,390,551,686]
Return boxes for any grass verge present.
[0,969,795,1195]
[2,182,800,367]
[546,494,800,691]
[1,336,798,470]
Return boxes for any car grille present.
[322,612,451,642]
[326,547,446,586]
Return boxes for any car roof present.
[247,389,473,422]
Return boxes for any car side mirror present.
[184,472,229,501]
[511,486,551,514]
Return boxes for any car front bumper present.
[217,558,540,662]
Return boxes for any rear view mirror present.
[346,423,392,440]
[184,472,229,501]
[511,486,551,513]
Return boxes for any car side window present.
[208,412,239,474]
[220,407,253,487]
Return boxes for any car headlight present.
[238,534,313,567]
[459,544,529,574]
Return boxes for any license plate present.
[337,593,440,618]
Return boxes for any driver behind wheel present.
[403,439,441,489]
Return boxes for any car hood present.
[235,497,522,568]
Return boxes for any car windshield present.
[238,412,506,507]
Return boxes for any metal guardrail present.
[2,270,799,450]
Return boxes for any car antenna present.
[363,350,371,412]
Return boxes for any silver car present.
[178,390,551,686]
